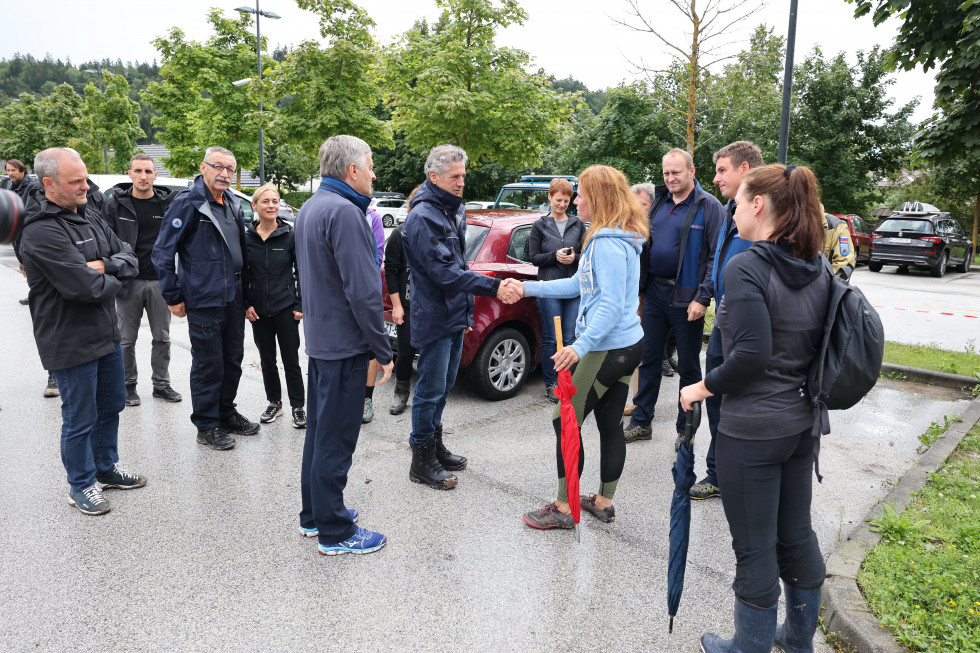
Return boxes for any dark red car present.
[382,212,544,400]
[831,214,873,264]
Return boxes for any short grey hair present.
[631,182,657,201]
[663,148,694,169]
[319,135,371,179]
[204,146,235,161]
[424,144,467,177]
[34,147,83,182]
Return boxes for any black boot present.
[409,436,458,490]
[434,424,467,471]
[700,596,777,653]
[773,584,821,653]
[389,381,410,415]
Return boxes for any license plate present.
[385,321,397,337]
[890,237,911,244]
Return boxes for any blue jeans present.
[631,282,704,433]
[51,345,126,491]
[537,296,579,387]
[703,325,723,486]
[410,331,464,445]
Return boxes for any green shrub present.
[284,191,313,208]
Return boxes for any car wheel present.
[930,251,948,278]
[957,247,972,273]
[382,213,394,228]
[468,327,530,401]
[868,260,883,272]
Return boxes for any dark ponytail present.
[741,164,823,259]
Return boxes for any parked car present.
[467,175,578,214]
[463,201,497,211]
[831,213,873,264]
[381,212,544,400]
[869,202,973,277]
[370,197,409,227]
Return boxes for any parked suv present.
[482,175,578,214]
[370,197,409,227]
[869,202,973,277]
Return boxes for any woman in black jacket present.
[245,185,305,429]
[528,178,585,402]
[680,165,831,653]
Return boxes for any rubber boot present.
[700,596,778,653]
[409,436,458,490]
[773,584,822,653]
[434,424,467,471]
[389,381,410,415]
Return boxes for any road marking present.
[872,305,979,319]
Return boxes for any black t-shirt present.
[132,196,165,280]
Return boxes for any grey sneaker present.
[523,503,575,530]
[690,480,721,500]
[292,408,307,429]
[260,401,284,423]
[362,397,374,423]
[96,465,147,490]
[580,494,616,523]
[623,421,652,443]
[68,484,111,515]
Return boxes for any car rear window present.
[465,224,491,261]
[878,219,934,233]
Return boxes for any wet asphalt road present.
[0,246,975,652]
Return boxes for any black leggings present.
[394,308,416,383]
[250,307,305,407]
[554,340,644,501]
[716,430,825,607]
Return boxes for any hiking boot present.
[623,421,652,443]
[362,397,374,423]
[546,383,559,403]
[152,386,182,402]
[580,494,616,523]
[523,503,575,530]
[409,436,458,490]
[389,381,410,415]
[661,359,675,377]
[434,424,467,471]
[125,385,140,407]
[690,480,720,500]
[260,401,284,423]
[197,427,236,451]
[220,412,260,436]
[317,526,387,556]
[96,465,147,490]
[292,407,306,429]
[44,372,59,398]
[299,509,360,537]
[68,484,111,516]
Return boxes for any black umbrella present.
[667,401,701,634]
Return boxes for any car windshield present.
[496,188,552,212]
[465,224,491,261]
[878,218,934,233]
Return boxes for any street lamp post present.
[82,66,110,174]
[235,2,280,186]
[777,0,799,165]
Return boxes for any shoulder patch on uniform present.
[839,235,850,256]
[171,218,183,229]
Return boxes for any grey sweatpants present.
[116,279,172,389]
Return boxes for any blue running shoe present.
[317,527,387,556]
[298,509,359,537]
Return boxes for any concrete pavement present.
[0,249,975,652]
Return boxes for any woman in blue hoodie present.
[508,165,648,529]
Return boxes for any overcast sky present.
[3,0,935,123]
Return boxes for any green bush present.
[284,191,313,208]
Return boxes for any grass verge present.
[883,340,980,381]
[857,424,980,652]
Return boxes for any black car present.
[869,203,973,277]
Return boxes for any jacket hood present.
[749,240,824,289]
[112,183,174,202]
[590,227,644,254]
[23,196,94,227]
[413,179,463,217]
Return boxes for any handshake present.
[497,278,524,304]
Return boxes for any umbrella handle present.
[683,401,701,443]
[554,316,563,350]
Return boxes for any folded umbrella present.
[667,401,700,633]
[553,316,581,541]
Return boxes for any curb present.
[879,362,979,391]
[821,383,980,653]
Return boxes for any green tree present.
[77,72,145,173]
[0,92,47,164]
[262,141,317,193]
[382,0,572,171]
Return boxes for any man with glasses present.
[152,146,260,451]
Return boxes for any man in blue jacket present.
[152,146,259,451]
[403,145,520,490]
[625,148,723,445]
[294,135,393,556]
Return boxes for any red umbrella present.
[553,317,581,539]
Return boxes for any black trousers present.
[186,287,245,431]
[394,308,416,383]
[299,354,368,545]
[250,307,304,407]
[716,429,826,607]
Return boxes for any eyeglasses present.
[203,161,237,174]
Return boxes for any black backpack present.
[809,259,885,438]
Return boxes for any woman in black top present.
[528,177,585,402]
[681,165,831,653]
[244,184,305,429]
